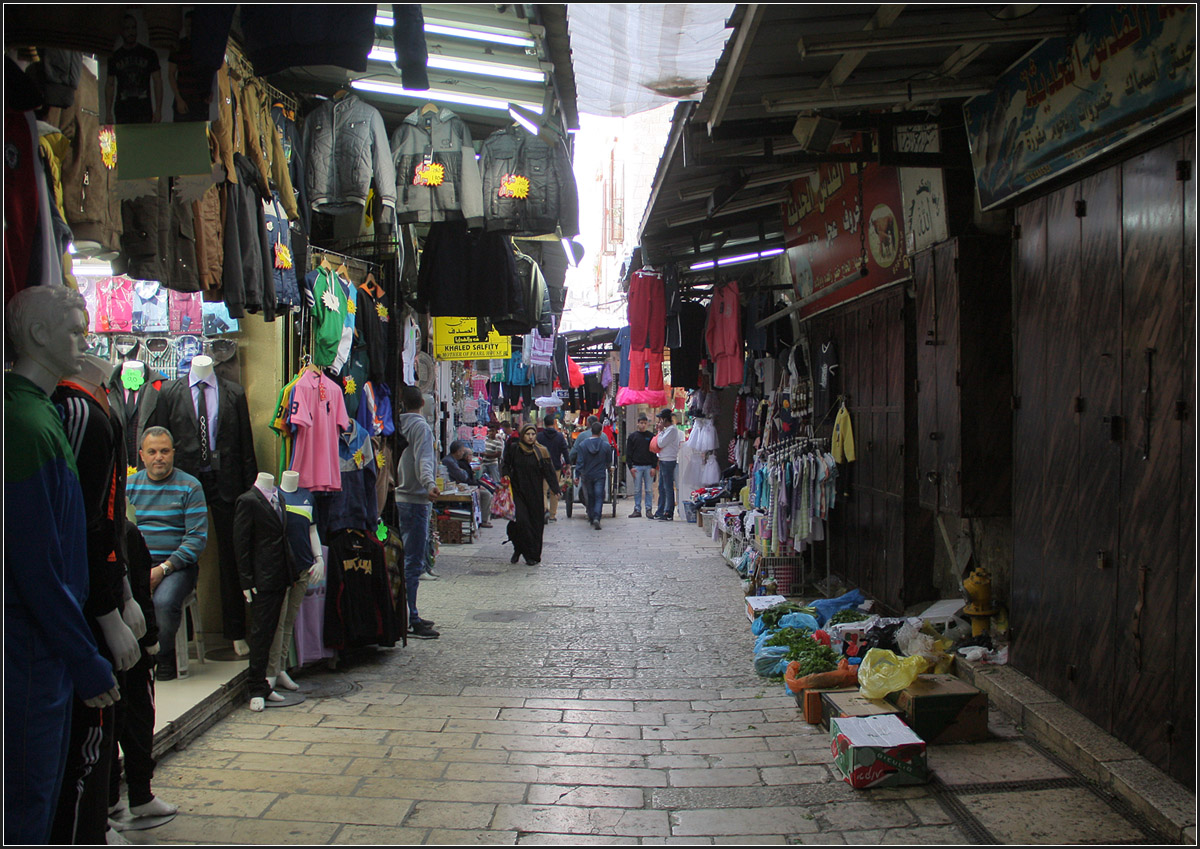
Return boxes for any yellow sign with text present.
[432,317,511,361]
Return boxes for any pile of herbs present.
[764,627,840,675]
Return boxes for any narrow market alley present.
[126,511,1169,846]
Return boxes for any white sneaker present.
[129,797,179,819]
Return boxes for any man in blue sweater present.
[126,427,208,680]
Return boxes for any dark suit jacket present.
[147,376,258,503]
[233,487,298,593]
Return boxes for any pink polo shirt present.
[288,371,350,492]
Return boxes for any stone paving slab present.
[143,509,1172,844]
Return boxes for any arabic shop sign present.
[964,4,1195,210]
[431,317,512,361]
[782,135,909,319]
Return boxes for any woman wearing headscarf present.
[501,423,559,565]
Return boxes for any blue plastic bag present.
[754,629,780,652]
[753,646,790,676]
[751,616,769,636]
[778,612,819,632]
[810,590,867,627]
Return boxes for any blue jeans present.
[153,566,198,659]
[657,460,677,517]
[396,501,431,620]
[583,475,606,522]
[631,466,654,512]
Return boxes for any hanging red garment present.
[705,280,744,388]
[566,356,585,388]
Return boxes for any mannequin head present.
[7,285,90,394]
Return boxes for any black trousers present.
[198,474,245,641]
[50,698,114,845]
[108,652,156,809]
[247,586,288,699]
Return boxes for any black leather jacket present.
[480,125,579,238]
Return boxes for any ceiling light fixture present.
[508,103,542,135]
[368,47,544,82]
[351,79,542,114]
[376,13,537,48]
[689,247,784,272]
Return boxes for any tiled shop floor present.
[128,505,1170,845]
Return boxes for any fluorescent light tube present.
[510,106,541,135]
[368,47,544,82]
[689,260,716,271]
[424,23,535,48]
[351,80,542,113]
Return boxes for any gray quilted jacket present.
[302,94,396,216]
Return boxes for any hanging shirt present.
[334,273,358,374]
[270,372,304,477]
[325,420,379,533]
[309,268,348,369]
[131,279,169,332]
[832,403,856,464]
[289,369,350,492]
[401,312,420,385]
[615,325,632,388]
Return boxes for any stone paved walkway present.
[127,503,1167,845]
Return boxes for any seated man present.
[125,427,208,681]
[441,441,493,529]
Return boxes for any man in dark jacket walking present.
[536,414,569,522]
[626,414,658,518]
[574,421,613,530]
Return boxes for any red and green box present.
[830,714,929,789]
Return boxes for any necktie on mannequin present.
[197,383,211,468]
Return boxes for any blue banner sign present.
[964,5,1195,209]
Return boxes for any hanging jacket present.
[389,106,483,227]
[271,101,310,234]
[263,192,299,308]
[303,94,397,217]
[223,152,276,320]
[480,124,579,238]
[118,178,200,292]
[53,64,122,258]
[492,251,547,336]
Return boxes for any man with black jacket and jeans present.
[626,414,657,518]
[536,415,569,522]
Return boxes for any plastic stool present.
[175,590,206,677]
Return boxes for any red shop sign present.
[781,136,910,319]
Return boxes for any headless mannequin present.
[268,471,323,694]
[246,472,276,711]
[5,288,121,845]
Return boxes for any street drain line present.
[928,775,1000,845]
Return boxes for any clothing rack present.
[264,80,298,116]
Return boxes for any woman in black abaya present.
[501,424,559,565]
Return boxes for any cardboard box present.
[885,673,989,744]
[830,714,929,789]
[746,595,789,622]
[821,688,905,731]
[798,687,847,724]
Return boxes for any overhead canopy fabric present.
[566,4,735,118]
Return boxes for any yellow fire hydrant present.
[962,565,997,637]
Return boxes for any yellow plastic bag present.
[857,648,930,700]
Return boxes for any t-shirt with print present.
[280,486,317,578]
[288,370,350,492]
[108,43,160,120]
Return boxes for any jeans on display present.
[396,501,431,620]
[631,466,654,512]
[583,475,606,522]
[657,460,677,518]
[153,565,199,661]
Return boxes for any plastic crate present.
[436,516,465,544]
[753,555,805,596]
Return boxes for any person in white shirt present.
[652,408,682,520]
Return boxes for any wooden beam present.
[815,4,907,90]
[707,4,765,134]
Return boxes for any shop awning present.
[637,4,1084,281]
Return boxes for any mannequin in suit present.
[233,473,297,711]
[147,355,257,652]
